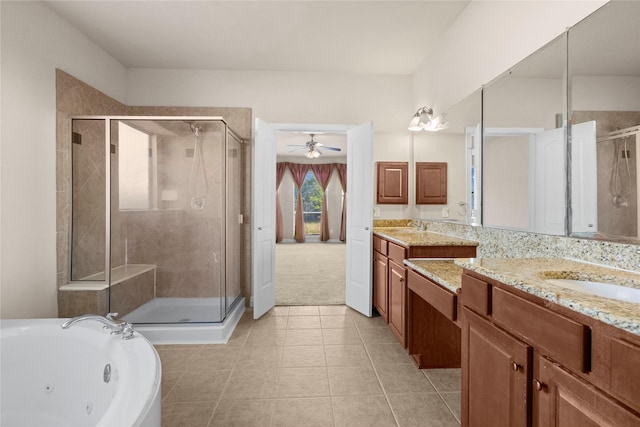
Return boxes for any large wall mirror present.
[482,34,567,235]
[569,0,640,242]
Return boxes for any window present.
[294,171,323,235]
[118,122,151,210]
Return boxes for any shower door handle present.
[257,227,263,230]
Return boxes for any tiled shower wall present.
[573,111,640,239]
[56,70,253,306]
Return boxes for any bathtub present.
[0,318,161,427]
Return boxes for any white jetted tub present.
[0,318,161,427]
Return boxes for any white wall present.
[0,1,126,318]
[412,1,607,112]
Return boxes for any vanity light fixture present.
[408,106,449,132]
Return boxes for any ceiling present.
[44,0,470,157]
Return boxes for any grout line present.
[422,371,462,424]
[349,310,402,427]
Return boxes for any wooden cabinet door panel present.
[377,162,408,204]
[416,162,447,204]
[462,308,531,427]
[388,260,407,347]
[537,357,640,427]
[373,251,389,323]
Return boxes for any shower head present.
[185,121,202,137]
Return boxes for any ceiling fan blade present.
[286,144,307,147]
[288,148,307,153]
[323,146,342,152]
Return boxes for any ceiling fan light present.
[305,149,320,159]
[408,106,433,132]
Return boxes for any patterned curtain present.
[335,163,347,242]
[287,163,309,243]
[275,162,288,243]
[310,164,335,242]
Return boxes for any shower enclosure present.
[69,116,243,328]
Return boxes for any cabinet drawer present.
[461,273,491,316]
[408,270,457,321]
[373,235,388,255]
[492,287,590,373]
[388,242,407,263]
[610,338,640,413]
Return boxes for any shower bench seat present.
[58,264,157,318]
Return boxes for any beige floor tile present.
[252,315,289,330]
[236,345,283,369]
[273,397,334,427]
[319,305,349,316]
[350,313,388,328]
[272,306,291,316]
[284,328,324,346]
[377,364,435,394]
[327,366,383,396]
[289,305,320,316]
[221,368,279,399]
[287,315,322,329]
[161,370,184,401]
[387,392,459,427]
[424,368,462,393]
[441,392,462,423]
[209,399,276,427]
[324,344,371,367]
[282,345,326,367]
[321,315,355,329]
[225,326,250,347]
[163,370,231,403]
[245,329,286,347]
[162,401,215,427]
[366,343,413,366]
[322,328,363,345]
[357,326,400,345]
[331,395,397,427]
[188,346,241,371]
[277,367,330,398]
[156,347,201,372]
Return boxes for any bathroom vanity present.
[458,258,640,426]
[372,227,477,348]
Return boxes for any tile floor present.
[157,305,461,427]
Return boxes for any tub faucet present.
[61,313,135,340]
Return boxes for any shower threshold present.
[124,297,245,345]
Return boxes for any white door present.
[531,127,565,234]
[571,121,597,233]
[345,122,374,317]
[252,118,277,319]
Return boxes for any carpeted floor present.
[275,242,346,306]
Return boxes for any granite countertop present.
[455,257,640,336]
[374,227,479,248]
[403,259,468,293]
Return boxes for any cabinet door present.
[388,259,407,347]
[376,162,408,204]
[462,308,532,427]
[536,357,640,427]
[373,251,389,323]
[416,162,447,204]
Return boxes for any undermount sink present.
[544,278,640,303]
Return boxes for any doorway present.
[252,120,373,319]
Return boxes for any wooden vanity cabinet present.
[387,243,408,347]
[462,307,531,427]
[373,250,389,322]
[461,270,640,427]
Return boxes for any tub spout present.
[61,313,133,338]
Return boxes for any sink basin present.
[545,278,640,303]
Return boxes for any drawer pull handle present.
[399,278,405,282]
[511,362,521,371]
[533,379,546,391]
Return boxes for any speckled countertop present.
[374,227,479,248]
[403,259,468,294]
[455,258,640,336]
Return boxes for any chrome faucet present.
[410,219,426,231]
[61,312,135,340]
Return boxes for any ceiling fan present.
[287,134,342,159]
